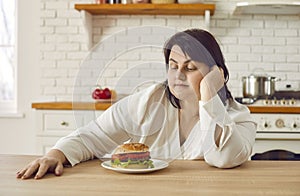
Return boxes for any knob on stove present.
[290,99,296,105]
[275,118,285,128]
[263,122,269,128]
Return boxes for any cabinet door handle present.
[60,121,69,126]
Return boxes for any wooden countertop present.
[2,154,300,195]
[32,101,300,114]
[247,105,300,114]
[32,101,112,111]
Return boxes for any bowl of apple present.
[92,86,117,102]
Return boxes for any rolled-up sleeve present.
[52,129,94,166]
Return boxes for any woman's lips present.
[174,84,188,87]
[174,84,189,89]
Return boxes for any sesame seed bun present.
[114,143,149,154]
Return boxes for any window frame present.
[0,0,17,114]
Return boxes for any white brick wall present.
[40,0,300,101]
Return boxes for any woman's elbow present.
[204,147,251,169]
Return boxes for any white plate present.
[101,159,169,174]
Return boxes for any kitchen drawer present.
[36,110,104,137]
[44,113,79,131]
[34,109,104,154]
[36,110,84,136]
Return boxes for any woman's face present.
[167,45,209,101]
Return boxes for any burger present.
[111,143,154,169]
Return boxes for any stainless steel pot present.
[242,75,279,98]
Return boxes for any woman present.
[17,29,256,180]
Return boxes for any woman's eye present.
[185,64,197,71]
[169,64,178,69]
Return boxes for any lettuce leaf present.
[111,159,154,168]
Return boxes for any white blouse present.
[53,83,256,168]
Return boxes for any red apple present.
[92,88,101,99]
[92,87,111,99]
[100,88,111,99]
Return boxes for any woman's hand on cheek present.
[200,65,225,102]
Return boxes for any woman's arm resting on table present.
[16,149,69,180]
[205,121,256,168]
[200,96,256,168]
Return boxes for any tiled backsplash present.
[40,0,300,101]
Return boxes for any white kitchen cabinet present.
[35,110,104,155]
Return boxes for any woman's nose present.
[176,70,186,80]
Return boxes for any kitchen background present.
[0,0,299,155]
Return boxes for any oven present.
[252,112,300,160]
[237,92,300,160]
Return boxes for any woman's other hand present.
[200,65,225,102]
[16,149,67,180]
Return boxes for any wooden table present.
[1,155,300,195]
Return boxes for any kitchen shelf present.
[234,2,300,15]
[74,3,215,49]
[74,3,215,16]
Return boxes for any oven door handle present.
[251,149,300,161]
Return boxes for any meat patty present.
[112,151,150,162]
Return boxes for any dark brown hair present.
[163,29,232,108]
